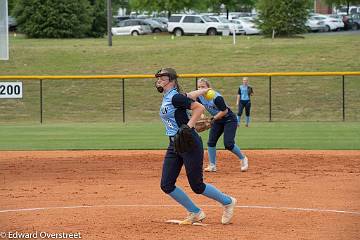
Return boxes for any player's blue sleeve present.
[214,96,227,111]
[172,93,193,110]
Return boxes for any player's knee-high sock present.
[231,144,245,160]
[208,146,216,166]
[246,116,250,125]
[202,184,232,205]
[169,187,200,213]
[236,116,240,124]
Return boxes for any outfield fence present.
[0,72,360,123]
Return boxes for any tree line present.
[8,0,360,38]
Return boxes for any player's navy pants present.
[208,114,238,150]
[161,129,206,195]
[238,100,251,117]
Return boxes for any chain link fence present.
[0,73,359,123]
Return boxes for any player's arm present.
[172,94,204,128]
[213,109,228,121]
[213,96,228,121]
[186,89,209,101]
[187,102,205,128]
[236,87,241,105]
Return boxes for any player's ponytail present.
[174,79,182,93]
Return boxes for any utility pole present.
[107,0,112,46]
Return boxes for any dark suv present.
[351,14,360,30]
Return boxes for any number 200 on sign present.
[0,82,23,98]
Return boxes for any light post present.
[107,0,112,46]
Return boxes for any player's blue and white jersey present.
[160,88,193,136]
[198,91,230,117]
[239,85,250,101]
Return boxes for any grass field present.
[2,33,360,75]
[0,122,359,150]
[0,34,359,150]
[1,33,360,123]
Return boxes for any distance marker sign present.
[0,82,23,98]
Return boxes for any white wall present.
[0,0,9,60]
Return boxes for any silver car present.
[111,19,152,36]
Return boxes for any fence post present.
[40,79,43,124]
[195,77,198,90]
[122,78,125,122]
[342,75,345,122]
[269,76,272,122]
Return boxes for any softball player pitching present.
[236,77,254,127]
[155,68,236,225]
[187,78,248,173]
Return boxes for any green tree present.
[129,0,208,17]
[129,0,257,17]
[8,0,18,14]
[13,0,92,38]
[88,0,107,38]
[113,0,130,15]
[207,0,257,16]
[256,0,312,37]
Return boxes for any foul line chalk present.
[0,204,359,216]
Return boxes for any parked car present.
[336,6,360,16]
[329,14,346,29]
[311,14,344,31]
[230,18,260,35]
[306,16,327,32]
[209,16,244,34]
[351,14,360,30]
[167,14,230,36]
[111,19,152,36]
[152,17,168,25]
[342,15,354,30]
[8,16,17,31]
[143,19,167,33]
[115,16,132,22]
[226,12,252,20]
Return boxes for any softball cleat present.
[241,156,248,172]
[179,210,206,225]
[221,197,237,224]
[204,165,217,172]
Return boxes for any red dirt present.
[0,150,359,240]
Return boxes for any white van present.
[336,6,360,16]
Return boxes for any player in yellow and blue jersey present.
[187,78,249,173]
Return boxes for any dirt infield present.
[0,150,359,240]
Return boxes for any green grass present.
[0,122,359,150]
[1,33,360,75]
[0,34,360,123]
[0,34,359,150]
